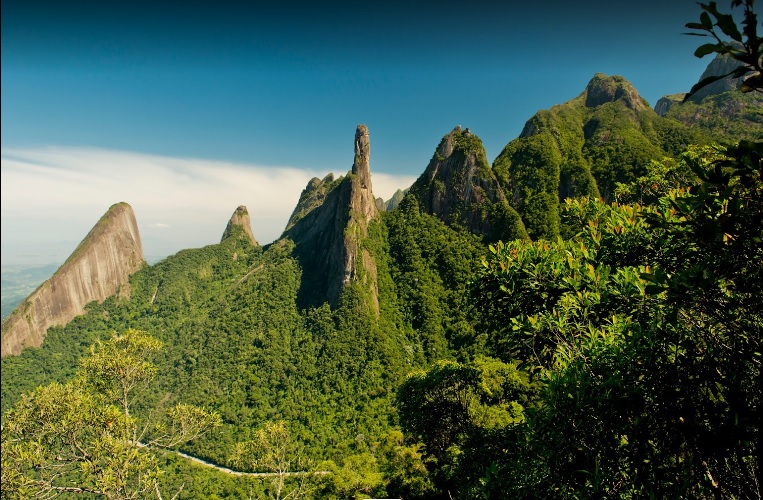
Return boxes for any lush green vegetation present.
[2,2,760,497]
[1,329,221,498]
[665,90,763,141]
[2,181,491,498]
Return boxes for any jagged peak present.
[584,73,648,111]
[409,126,523,241]
[221,205,258,246]
[352,124,372,189]
[350,124,378,222]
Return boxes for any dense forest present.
[2,1,761,498]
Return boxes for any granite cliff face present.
[409,126,527,242]
[1,202,144,357]
[687,52,747,103]
[221,205,258,246]
[657,53,763,141]
[284,124,380,310]
[654,93,687,117]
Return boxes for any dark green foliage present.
[467,141,761,497]
[396,357,533,498]
[583,103,667,198]
[384,196,486,360]
[683,0,762,97]
[485,200,528,243]
[665,90,763,141]
[494,131,563,239]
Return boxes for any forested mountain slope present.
[492,73,709,239]
[1,125,485,482]
[2,33,760,496]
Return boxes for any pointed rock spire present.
[352,123,374,198]
[282,124,379,311]
[221,205,258,246]
[353,124,370,178]
[351,124,378,223]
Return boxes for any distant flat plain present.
[1,263,60,319]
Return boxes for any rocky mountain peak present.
[353,124,371,183]
[351,124,378,223]
[1,202,144,357]
[409,126,527,241]
[584,73,648,111]
[687,52,747,103]
[283,125,379,311]
[221,205,258,246]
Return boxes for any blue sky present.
[1,0,733,264]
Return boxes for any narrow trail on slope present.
[158,446,328,477]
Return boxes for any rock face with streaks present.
[687,51,747,103]
[1,202,145,356]
[221,205,258,246]
[284,124,380,311]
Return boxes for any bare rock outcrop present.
[283,125,379,311]
[221,205,258,246]
[584,73,649,111]
[654,93,687,116]
[1,202,145,357]
[687,51,747,103]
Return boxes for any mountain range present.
[2,52,761,497]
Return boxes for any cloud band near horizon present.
[1,146,416,265]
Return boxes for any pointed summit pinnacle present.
[221,205,258,246]
[353,124,371,188]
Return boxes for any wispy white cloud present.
[0,146,415,266]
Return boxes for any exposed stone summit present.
[221,205,258,246]
[1,202,145,357]
[284,124,380,311]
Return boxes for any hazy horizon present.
[2,0,726,266]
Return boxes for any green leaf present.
[684,22,708,30]
[694,42,721,58]
[714,12,743,41]
[683,67,751,101]
[644,284,665,296]
[700,11,713,29]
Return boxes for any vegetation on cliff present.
[1,1,760,498]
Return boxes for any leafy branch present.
[684,0,762,99]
